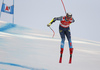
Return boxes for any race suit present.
[49,16,75,49]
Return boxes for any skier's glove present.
[47,23,51,27]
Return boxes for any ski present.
[59,48,64,63]
[69,54,72,64]
[59,54,63,63]
[69,48,73,64]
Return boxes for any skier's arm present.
[70,18,75,25]
[72,18,75,23]
[47,17,62,27]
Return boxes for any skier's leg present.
[59,26,65,63]
[60,38,65,54]
[59,39,65,63]
[60,38,65,48]
[65,27,73,63]
[65,27,73,49]
[59,26,65,49]
[65,27,73,54]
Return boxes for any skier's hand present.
[47,23,51,27]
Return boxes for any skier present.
[47,13,75,63]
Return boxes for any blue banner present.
[1,3,14,14]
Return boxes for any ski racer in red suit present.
[47,13,75,60]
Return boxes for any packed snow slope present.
[0,21,100,70]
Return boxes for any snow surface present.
[0,21,100,70]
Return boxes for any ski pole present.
[49,27,55,38]
[61,0,67,14]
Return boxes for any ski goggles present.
[67,16,72,19]
[67,15,72,18]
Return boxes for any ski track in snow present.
[0,31,100,55]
